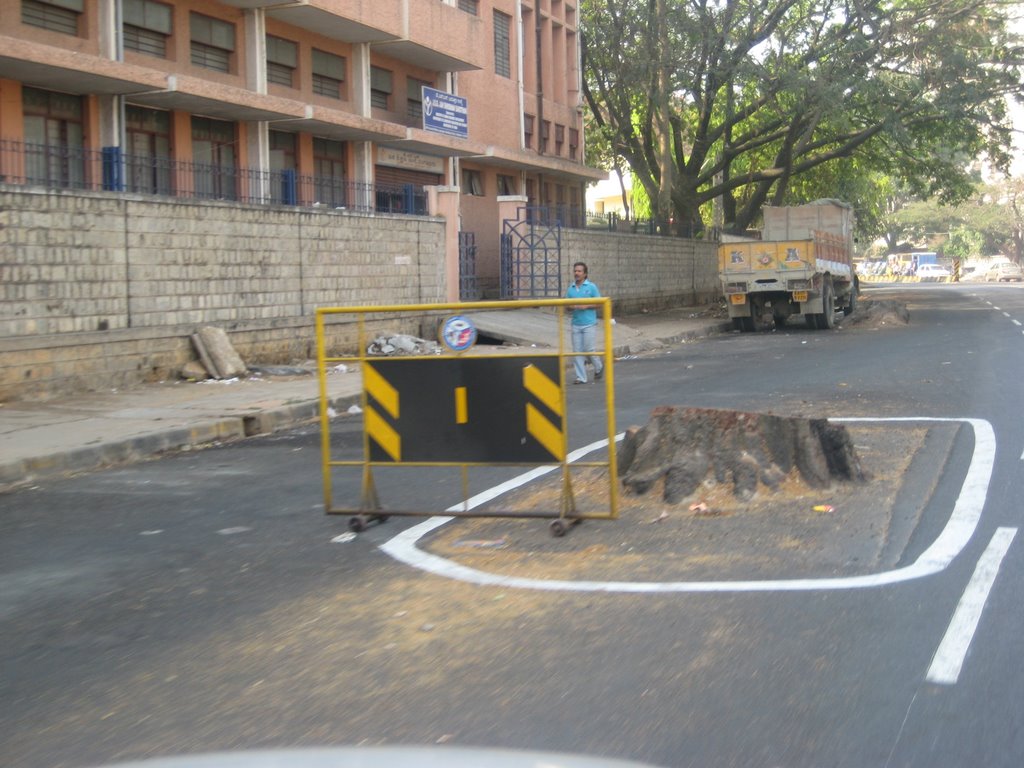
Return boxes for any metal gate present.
[458,231,481,300]
[500,207,562,298]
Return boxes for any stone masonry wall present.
[561,228,720,314]
[0,187,444,401]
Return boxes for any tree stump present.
[617,406,868,503]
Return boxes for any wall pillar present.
[497,194,528,232]
[427,186,461,302]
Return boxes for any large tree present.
[581,0,1024,235]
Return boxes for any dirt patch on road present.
[421,422,934,582]
[837,297,909,329]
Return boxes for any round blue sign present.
[440,315,478,352]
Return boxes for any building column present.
[243,9,270,201]
[350,43,374,207]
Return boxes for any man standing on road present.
[566,261,604,385]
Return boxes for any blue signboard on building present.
[422,87,468,139]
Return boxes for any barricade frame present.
[315,299,619,536]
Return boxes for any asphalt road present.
[3,282,1024,768]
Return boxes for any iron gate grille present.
[458,231,481,300]
[500,210,562,298]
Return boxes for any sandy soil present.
[420,422,929,582]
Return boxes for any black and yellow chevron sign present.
[363,358,564,463]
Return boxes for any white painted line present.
[926,527,1017,685]
[380,418,995,593]
[1002,312,1011,318]
[1012,320,1021,326]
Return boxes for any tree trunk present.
[618,407,868,503]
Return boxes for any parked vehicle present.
[719,200,857,331]
[986,262,1024,282]
[917,263,951,279]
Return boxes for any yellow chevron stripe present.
[455,386,468,424]
[365,405,401,461]
[522,364,562,416]
[526,402,564,460]
[364,363,399,418]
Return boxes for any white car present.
[985,262,1024,282]
[917,263,951,279]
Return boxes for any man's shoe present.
[573,379,586,385]
[594,369,604,381]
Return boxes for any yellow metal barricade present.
[315,299,618,536]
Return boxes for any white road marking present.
[925,527,1017,685]
[1012,319,1021,326]
[380,418,995,593]
[1003,312,1011,318]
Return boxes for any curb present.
[0,392,362,493]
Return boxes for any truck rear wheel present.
[843,277,859,316]
[816,278,836,329]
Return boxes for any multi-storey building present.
[0,0,603,295]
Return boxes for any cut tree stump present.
[617,406,868,503]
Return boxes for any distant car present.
[985,262,1024,282]
[916,263,951,279]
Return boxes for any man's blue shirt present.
[566,279,600,326]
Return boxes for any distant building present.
[587,171,633,217]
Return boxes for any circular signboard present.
[439,315,478,352]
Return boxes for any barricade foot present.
[349,514,390,532]
[549,517,582,537]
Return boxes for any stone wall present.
[561,228,719,315]
[0,186,720,401]
[0,187,445,401]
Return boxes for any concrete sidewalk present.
[0,305,730,492]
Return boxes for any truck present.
[718,199,858,331]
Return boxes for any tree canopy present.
[581,0,1024,236]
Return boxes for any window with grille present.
[314,137,347,207]
[22,0,82,35]
[524,114,534,149]
[266,35,297,88]
[125,105,172,195]
[569,127,579,160]
[458,0,478,15]
[22,86,85,188]
[555,124,565,155]
[371,67,392,110]
[461,168,483,196]
[541,121,551,152]
[312,49,345,99]
[493,11,511,78]
[497,174,516,196]
[407,78,430,122]
[123,0,171,57]
[190,13,235,73]
[191,116,237,200]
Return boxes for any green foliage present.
[581,0,1024,234]
[945,225,986,261]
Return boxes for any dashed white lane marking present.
[926,527,1017,685]
[380,418,995,593]
[1003,312,1012,318]
[1013,320,1021,326]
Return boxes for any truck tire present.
[843,277,859,316]
[816,278,836,329]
